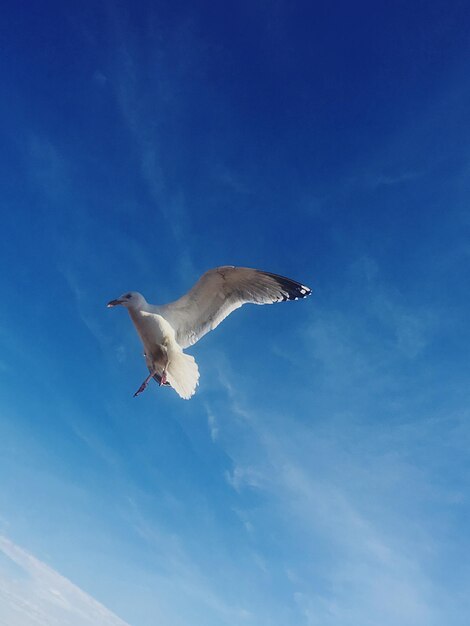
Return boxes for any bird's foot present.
[133,371,155,397]
[133,382,148,397]
[160,371,167,386]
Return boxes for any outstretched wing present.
[156,266,311,348]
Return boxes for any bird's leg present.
[133,371,155,397]
[160,342,169,386]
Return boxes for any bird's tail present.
[166,349,200,400]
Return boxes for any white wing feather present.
[155,266,311,348]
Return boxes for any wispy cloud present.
[26,135,71,204]
[0,536,130,626]
[364,170,422,189]
[59,265,111,349]
[224,465,265,493]
[121,500,256,625]
[204,403,219,442]
[106,8,198,285]
[212,394,450,626]
[201,255,466,626]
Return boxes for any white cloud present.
[0,536,130,626]
[224,465,265,493]
[201,263,466,625]
[26,136,70,203]
[211,402,447,626]
[367,170,421,188]
[106,12,198,286]
[205,404,219,442]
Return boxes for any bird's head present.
[107,291,146,309]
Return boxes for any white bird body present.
[127,306,199,400]
[129,308,169,347]
[107,266,311,400]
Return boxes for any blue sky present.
[1,0,470,624]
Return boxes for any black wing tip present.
[265,272,312,301]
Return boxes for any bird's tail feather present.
[166,350,199,400]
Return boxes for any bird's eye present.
[125,294,132,299]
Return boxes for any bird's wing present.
[156,266,311,348]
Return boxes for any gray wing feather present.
[157,266,311,349]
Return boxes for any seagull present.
[107,266,311,399]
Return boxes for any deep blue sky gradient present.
[1,1,470,624]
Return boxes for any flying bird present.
[107,266,311,399]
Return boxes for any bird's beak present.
[107,299,123,308]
